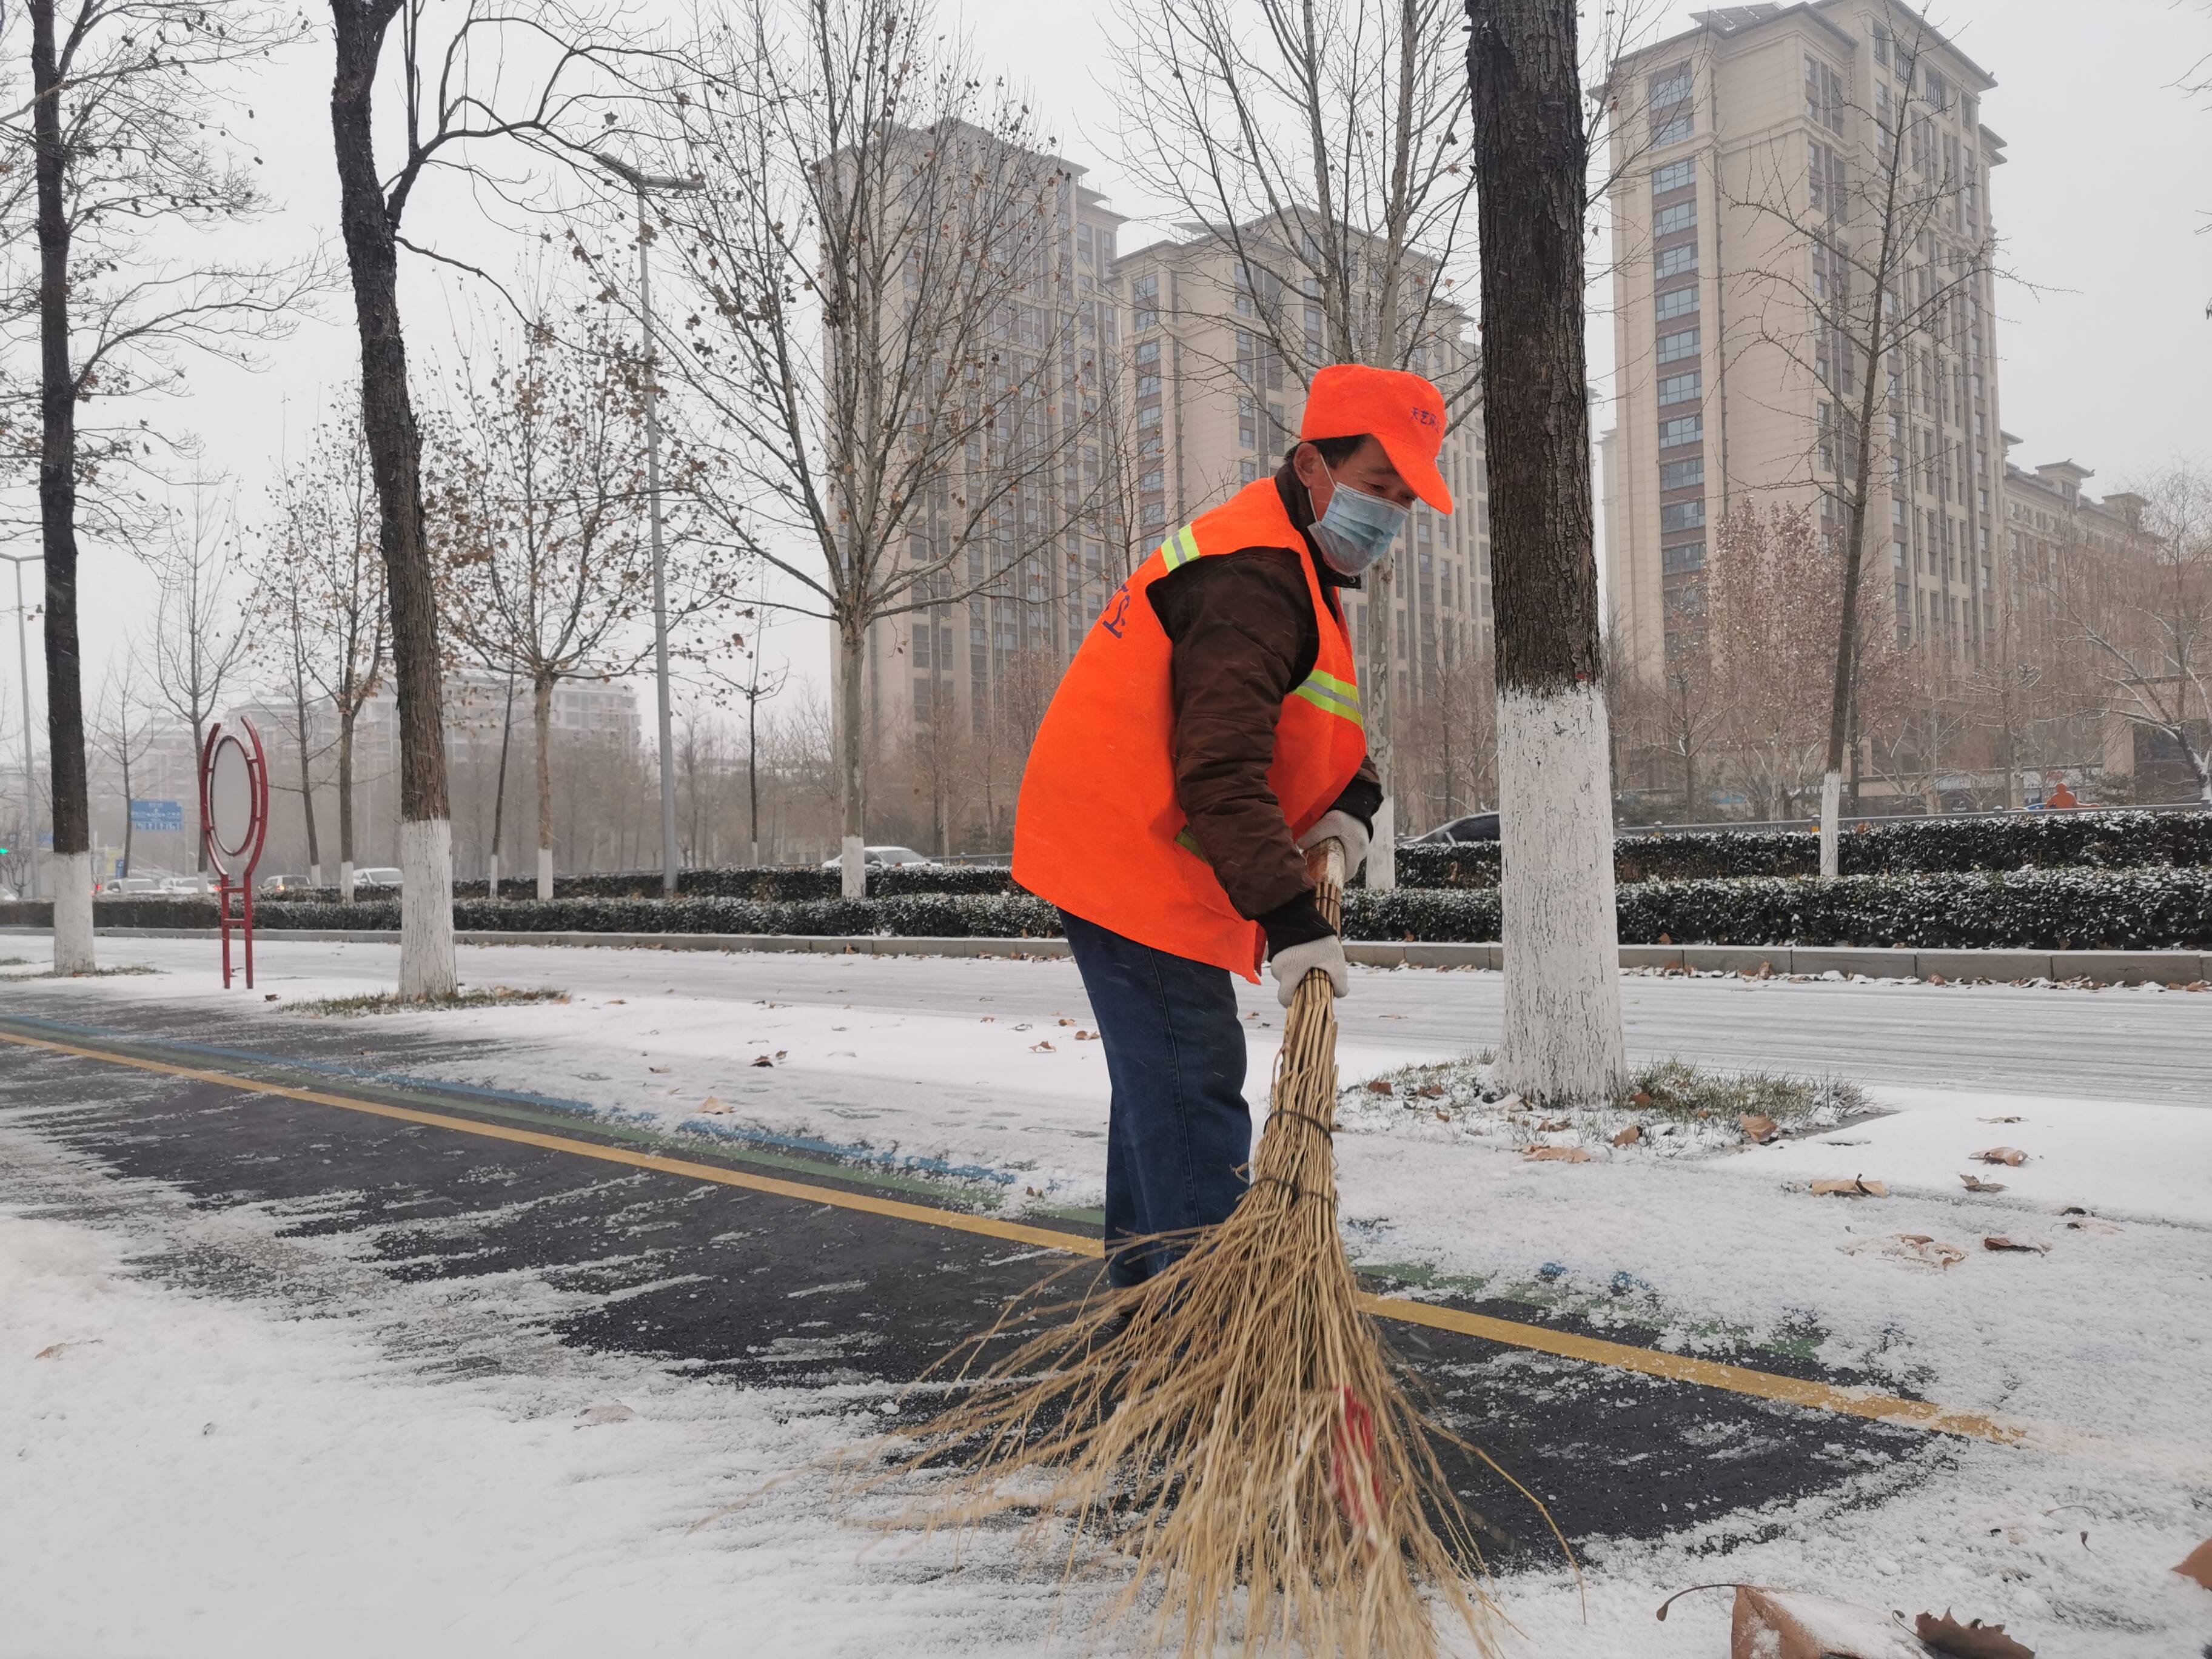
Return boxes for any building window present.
[1652,108,1692,148]
[1803,55,1844,132]
[1658,414,1702,448]
[1139,468,1164,493]
[1649,63,1694,148]
[1661,543,1705,574]
[1872,23,1890,66]
[1652,158,1694,196]
[1136,404,1161,429]
[1239,460,1258,484]
[1136,373,1160,399]
[1654,201,1697,237]
[1656,326,1699,364]
[1655,285,1698,322]
[1657,370,1701,406]
[1133,272,1159,331]
[1660,457,1704,491]
[1655,243,1698,280]
[1134,339,1160,370]
[1238,395,1256,450]
[1660,500,1706,533]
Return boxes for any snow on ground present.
[5,934,2212,1653]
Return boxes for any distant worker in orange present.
[1015,364,1453,1287]
[2045,780,2079,810]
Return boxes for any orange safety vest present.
[1014,478,1366,980]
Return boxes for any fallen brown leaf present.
[608,999,625,1005]
[1538,1116,1572,1132]
[1740,1113,1778,1143]
[1365,1079,1394,1095]
[1914,1609,2037,1657]
[1979,1115,2025,1124]
[1973,1147,2028,1166]
[1612,1124,1642,1147]
[1030,1041,1056,1053]
[1959,1173,2008,1193]
[1074,1030,1098,1041]
[1926,971,1949,986]
[1523,1145,1591,1163]
[1415,1084,1446,1099]
[1982,1236,2048,1255]
[1631,1090,1655,1108]
[697,1096,732,1115]
[35,1339,102,1359]
[1056,1017,1074,1026]
[1811,1176,1888,1197]
[751,1056,774,1068]
[2174,1538,2212,1590]
[1727,1586,1928,1657]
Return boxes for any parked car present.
[101,875,164,895]
[355,866,404,888]
[819,845,933,870]
[1407,811,1500,845]
[260,873,313,894]
[155,875,208,895]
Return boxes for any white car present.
[156,876,207,895]
[355,866,404,888]
[819,845,933,870]
[102,876,164,895]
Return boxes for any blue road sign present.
[130,799,185,832]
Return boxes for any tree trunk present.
[490,671,516,896]
[337,712,357,901]
[534,675,555,899]
[330,0,453,995]
[293,671,321,882]
[837,621,865,898]
[119,752,133,877]
[746,685,760,867]
[31,0,93,970]
[1468,0,1626,1104]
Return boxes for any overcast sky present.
[16,0,2211,734]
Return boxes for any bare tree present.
[2049,465,2212,803]
[324,0,664,991]
[1468,0,1626,1102]
[638,0,1084,896]
[10,0,320,965]
[260,410,387,899]
[151,488,252,883]
[429,309,740,897]
[90,648,158,879]
[1719,13,1999,869]
[1108,0,1479,885]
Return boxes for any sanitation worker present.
[1013,363,1455,1288]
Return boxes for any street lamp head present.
[592,150,705,195]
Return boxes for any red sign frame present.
[199,716,271,989]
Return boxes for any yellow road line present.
[3,1027,2022,1445]
[0,1030,1092,1257]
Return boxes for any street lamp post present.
[595,151,703,899]
[0,552,42,898]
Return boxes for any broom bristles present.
[854,841,1527,1659]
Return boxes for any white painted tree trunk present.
[339,860,355,903]
[486,851,500,899]
[50,852,95,974]
[397,817,457,1000]
[1495,684,1627,1104]
[1366,797,1396,890]
[536,845,553,901]
[1817,769,1843,879]
[841,836,865,899]
[309,860,323,887]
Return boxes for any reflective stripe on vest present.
[1290,666,1362,729]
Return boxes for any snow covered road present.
[3,937,2210,1655]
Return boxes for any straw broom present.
[877,839,1517,1659]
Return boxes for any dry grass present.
[290,985,569,1016]
[864,844,1527,1659]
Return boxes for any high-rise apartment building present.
[1600,2,2006,687]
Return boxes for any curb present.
[10,927,2210,985]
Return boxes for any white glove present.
[1296,809,1371,876]
[1270,933,1349,1008]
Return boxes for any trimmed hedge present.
[1395,808,2212,889]
[16,865,2207,950]
[262,863,1017,905]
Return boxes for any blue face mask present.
[1309,464,1411,577]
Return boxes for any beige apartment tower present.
[1601,3,2008,692]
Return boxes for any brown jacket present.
[1146,463,1381,952]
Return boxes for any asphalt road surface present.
[0,986,1945,1570]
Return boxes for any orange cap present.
[1299,363,1453,514]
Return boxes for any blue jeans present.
[1061,910,1251,1289]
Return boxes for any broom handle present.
[1303,836,1347,976]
